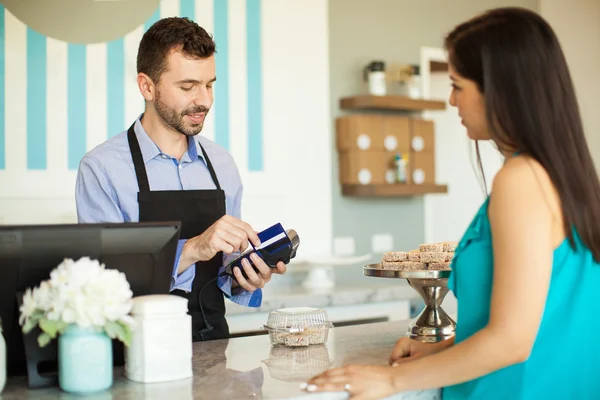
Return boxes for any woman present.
[304,7,600,400]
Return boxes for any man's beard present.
[154,90,209,137]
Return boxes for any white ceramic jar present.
[125,295,192,383]
[365,60,387,96]
[368,70,387,96]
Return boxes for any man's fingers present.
[214,220,248,252]
[241,258,264,288]
[211,236,235,255]
[222,216,261,247]
[233,265,256,292]
[219,229,247,253]
[275,261,287,274]
[250,253,271,278]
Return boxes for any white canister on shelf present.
[407,65,422,99]
[125,295,192,383]
[364,61,386,96]
[396,65,422,99]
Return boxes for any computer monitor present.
[0,221,181,388]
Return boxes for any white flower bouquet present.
[19,257,134,347]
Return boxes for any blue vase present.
[58,325,112,393]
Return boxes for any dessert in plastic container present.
[263,307,334,347]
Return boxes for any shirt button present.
[161,154,168,159]
[179,164,182,169]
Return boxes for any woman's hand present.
[302,337,455,399]
[302,364,400,400]
[389,337,453,366]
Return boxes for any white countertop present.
[3,320,441,400]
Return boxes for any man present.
[75,17,287,341]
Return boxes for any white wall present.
[420,48,503,245]
[540,0,600,169]
[0,0,333,258]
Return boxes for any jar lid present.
[367,61,385,71]
[264,307,333,333]
[131,294,188,316]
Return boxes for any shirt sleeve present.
[75,156,195,292]
[170,240,196,293]
[75,156,124,223]
[216,176,263,308]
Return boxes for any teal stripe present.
[214,0,229,150]
[179,0,195,20]
[144,6,161,31]
[0,6,4,170]
[107,39,125,137]
[26,28,46,170]
[246,0,263,171]
[67,44,86,170]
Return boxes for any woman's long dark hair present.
[445,7,600,262]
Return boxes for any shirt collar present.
[189,135,204,162]
[133,115,205,165]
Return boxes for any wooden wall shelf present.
[340,95,446,112]
[342,184,448,197]
[430,61,449,72]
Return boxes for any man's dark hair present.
[137,17,216,83]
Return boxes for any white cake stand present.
[363,264,455,343]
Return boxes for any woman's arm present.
[306,158,558,396]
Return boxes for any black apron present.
[127,122,229,341]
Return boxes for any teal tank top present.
[444,197,600,399]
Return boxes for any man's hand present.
[177,215,260,273]
[231,254,287,292]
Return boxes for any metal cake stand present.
[364,264,455,343]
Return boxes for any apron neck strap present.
[198,142,222,191]
[127,122,151,193]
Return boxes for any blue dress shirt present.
[75,116,262,307]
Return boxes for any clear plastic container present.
[263,307,334,347]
